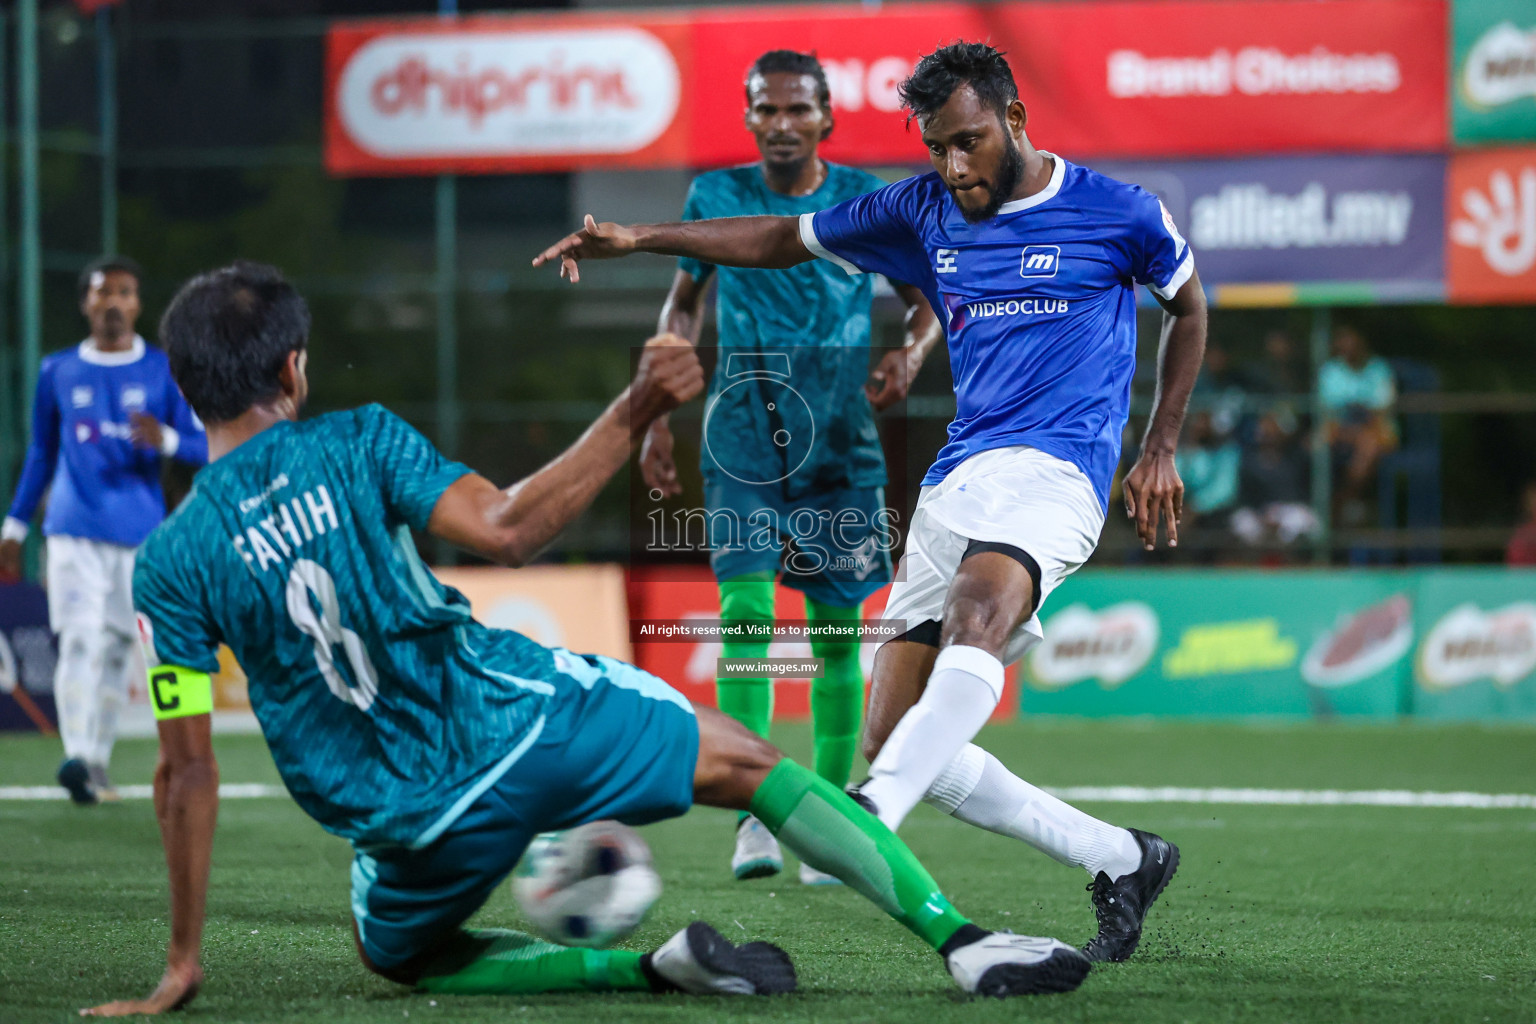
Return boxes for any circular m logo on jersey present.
[1019,244,1061,278]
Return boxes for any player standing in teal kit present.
[643,51,942,883]
[81,262,1091,1016]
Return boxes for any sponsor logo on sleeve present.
[1417,602,1536,690]
[136,612,161,668]
[1028,602,1159,689]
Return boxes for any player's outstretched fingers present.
[1140,493,1159,551]
[1161,492,1179,548]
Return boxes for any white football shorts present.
[45,535,137,637]
[883,445,1105,665]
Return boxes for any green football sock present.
[806,597,865,789]
[416,929,651,994]
[749,759,971,951]
[716,573,776,740]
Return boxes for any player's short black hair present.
[746,49,832,111]
[899,42,1019,127]
[77,255,144,301]
[159,261,310,425]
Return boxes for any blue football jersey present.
[133,406,561,847]
[7,337,208,547]
[800,154,1194,511]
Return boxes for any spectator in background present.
[1175,410,1240,552]
[1318,324,1396,526]
[1241,329,1308,397]
[0,256,207,804]
[1231,410,1319,551]
[1506,481,1536,566]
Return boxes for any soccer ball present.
[512,820,662,948]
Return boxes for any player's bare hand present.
[532,215,638,283]
[1123,450,1183,550]
[129,412,165,451]
[632,334,704,423]
[81,959,202,1016]
[641,419,682,497]
[866,348,921,412]
[0,539,21,583]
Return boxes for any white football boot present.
[944,930,1092,997]
[797,862,842,886]
[646,922,796,995]
[731,815,782,879]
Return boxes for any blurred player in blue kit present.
[0,256,206,804]
[537,41,1208,964]
[82,261,1095,1016]
[644,49,942,883]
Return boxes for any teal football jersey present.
[133,405,559,847]
[681,163,892,499]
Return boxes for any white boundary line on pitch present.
[0,783,1533,809]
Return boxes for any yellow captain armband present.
[148,665,215,720]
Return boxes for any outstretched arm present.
[640,271,713,497]
[533,214,811,283]
[867,283,944,412]
[83,699,218,1016]
[427,335,704,566]
[1123,269,1208,551]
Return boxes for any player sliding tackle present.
[536,42,1206,963]
[82,261,1090,1017]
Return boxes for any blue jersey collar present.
[77,334,146,366]
[995,151,1066,215]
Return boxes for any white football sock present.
[55,626,106,763]
[93,632,134,769]
[860,645,1002,831]
[924,743,1142,879]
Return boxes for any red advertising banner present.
[325,12,694,175]
[325,0,1448,176]
[1447,147,1536,304]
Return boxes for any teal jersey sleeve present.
[133,528,222,674]
[677,177,715,284]
[357,404,474,531]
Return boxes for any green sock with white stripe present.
[748,759,972,951]
[416,929,651,994]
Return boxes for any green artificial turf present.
[2,719,1533,1023]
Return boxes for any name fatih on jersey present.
[964,298,1070,319]
[232,485,340,572]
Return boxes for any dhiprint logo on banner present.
[337,28,681,158]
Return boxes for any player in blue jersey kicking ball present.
[645,49,943,885]
[0,256,207,804]
[81,261,1093,1016]
[535,41,1206,964]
